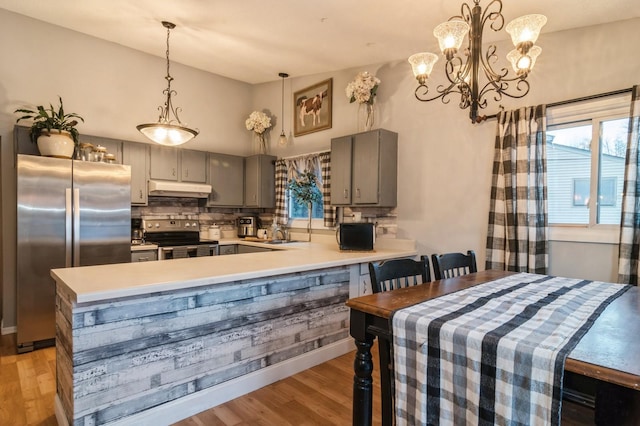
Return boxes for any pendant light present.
[278,72,289,146]
[137,21,199,146]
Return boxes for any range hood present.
[148,180,212,198]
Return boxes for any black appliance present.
[142,218,218,260]
[336,223,375,251]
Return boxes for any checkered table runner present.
[392,273,630,426]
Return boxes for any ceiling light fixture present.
[137,21,199,146]
[408,0,546,123]
[278,72,289,146]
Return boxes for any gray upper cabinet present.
[149,146,206,183]
[207,153,244,207]
[331,129,398,207]
[181,149,207,183]
[244,154,276,208]
[149,145,179,180]
[122,142,149,205]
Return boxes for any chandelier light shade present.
[408,0,547,123]
[137,21,199,146]
[278,72,289,146]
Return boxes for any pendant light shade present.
[278,72,289,146]
[137,21,199,146]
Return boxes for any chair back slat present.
[432,250,477,281]
[368,256,431,294]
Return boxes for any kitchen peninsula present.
[51,238,416,426]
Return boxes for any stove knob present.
[155,223,160,228]
[192,222,198,227]
[185,223,191,228]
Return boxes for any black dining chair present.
[367,256,431,424]
[431,250,478,280]
[369,256,431,293]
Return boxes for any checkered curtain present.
[274,159,288,225]
[319,152,336,227]
[617,85,640,285]
[274,152,335,227]
[486,105,548,273]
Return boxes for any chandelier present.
[137,21,199,146]
[408,0,546,123]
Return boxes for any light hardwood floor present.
[1,333,594,425]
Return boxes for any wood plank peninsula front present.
[51,239,416,425]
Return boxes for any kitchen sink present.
[266,239,295,244]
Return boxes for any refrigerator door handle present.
[73,188,80,266]
[65,188,72,268]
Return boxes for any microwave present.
[337,223,375,251]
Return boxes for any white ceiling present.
[1,0,639,84]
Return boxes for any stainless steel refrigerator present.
[16,154,131,352]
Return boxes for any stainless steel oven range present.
[142,218,218,260]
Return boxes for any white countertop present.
[53,239,416,304]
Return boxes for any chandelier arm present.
[479,44,508,81]
[443,56,467,85]
[480,0,504,32]
[458,2,472,23]
[414,82,465,104]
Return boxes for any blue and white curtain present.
[617,85,640,285]
[486,105,548,273]
[274,151,336,228]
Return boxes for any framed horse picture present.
[293,78,332,137]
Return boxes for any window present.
[289,186,323,219]
[546,95,630,232]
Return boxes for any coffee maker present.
[237,216,259,238]
[131,218,144,244]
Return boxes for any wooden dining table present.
[346,270,640,426]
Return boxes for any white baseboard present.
[57,338,354,426]
[55,395,70,426]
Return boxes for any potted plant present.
[14,96,84,159]
[288,170,322,241]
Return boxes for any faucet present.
[273,224,289,241]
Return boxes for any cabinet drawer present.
[131,250,158,262]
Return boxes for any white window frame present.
[547,93,630,244]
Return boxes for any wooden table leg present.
[350,310,374,426]
[595,381,640,425]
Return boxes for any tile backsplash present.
[132,197,397,240]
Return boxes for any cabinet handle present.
[172,168,176,176]
[139,189,143,200]
[356,188,361,198]
[344,189,349,199]
[185,169,189,178]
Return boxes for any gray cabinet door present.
[218,245,238,255]
[181,149,207,183]
[149,145,178,181]
[122,142,149,205]
[352,131,380,204]
[330,135,353,205]
[208,153,244,206]
[330,129,397,207]
[244,154,275,208]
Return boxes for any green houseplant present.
[288,170,322,241]
[14,96,84,158]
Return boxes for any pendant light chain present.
[278,72,289,146]
[165,23,173,88]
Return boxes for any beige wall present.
[2,8,639,330]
